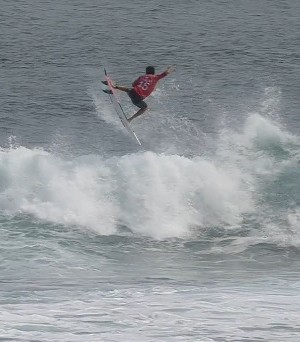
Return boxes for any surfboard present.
[103,69,141,146]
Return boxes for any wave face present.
[1,109,299,245]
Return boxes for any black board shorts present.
[128,89,147,109]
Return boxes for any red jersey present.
[132,72,167,99]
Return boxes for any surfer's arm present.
[156,66,176,80]
[114,85,130,91]
[165,66,176,75]
[104,80,130,91]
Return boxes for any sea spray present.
[0,147,253,239]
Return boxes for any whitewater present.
[1,92,299,243]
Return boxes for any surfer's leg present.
[126,89,148,122]
[127,98,148,122]
[128,106,147,122]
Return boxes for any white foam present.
[0,147,253,239]
[1,86,298,241]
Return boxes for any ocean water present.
[1,0,300,341]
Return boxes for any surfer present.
[103,66,175,122]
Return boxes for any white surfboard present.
[103,69,141,146]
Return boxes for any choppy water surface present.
[1,0,300,340]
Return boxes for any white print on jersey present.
[137,76,151,91]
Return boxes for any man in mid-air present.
[103,66,175,122]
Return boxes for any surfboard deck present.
[103,69,141,146]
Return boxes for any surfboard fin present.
[102,89,113,95]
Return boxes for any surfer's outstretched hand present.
[166,66,176,74]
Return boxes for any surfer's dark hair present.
[146,66,155,74]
